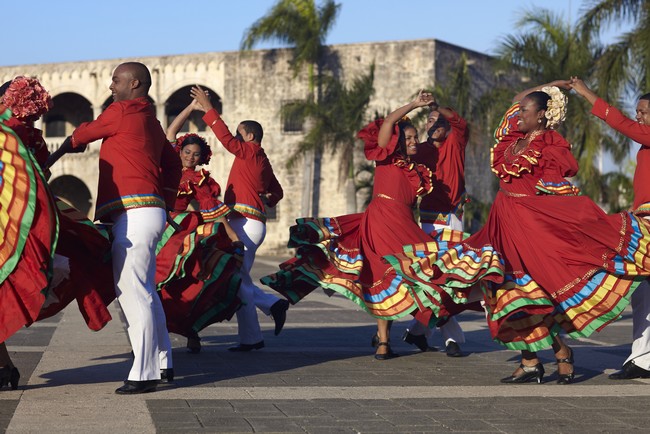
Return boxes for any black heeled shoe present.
[374,342,399,360]
[556,347,575,385]
[0,366,19,390]
[371,333,379,348]
[186,336,201,354]
[500,363,545,384]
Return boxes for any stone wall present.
[0,39,500,254]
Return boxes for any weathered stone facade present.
[0,39,501,254]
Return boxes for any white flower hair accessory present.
[541,86,567,129]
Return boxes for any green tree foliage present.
[241,0,340,96]
[580,0,650,100]
[281,65,375,181]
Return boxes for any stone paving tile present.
[438,418,502,432]
[4,325,57,347]
[148,399,191,409]
[489,421,635,434]
[0,401,19,432]
[245,417,305,432]
[149,411,205,424]
[187,399,235,409]
[304,428,357,434]
[611,417,650,429]
[147,397,650,433]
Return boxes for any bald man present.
[48,62,182,394]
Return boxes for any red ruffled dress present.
[0,109,114,341]
[388,103,650,351]
[262,120,498,323]
[156,167,242,337]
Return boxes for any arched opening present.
[49,175,93,217]
[166,85,221,132]
[43,93,93,137]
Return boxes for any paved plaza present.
[1,255,650,433]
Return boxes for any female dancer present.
[157,101,243,354]
[388,81,650,383]
[262,91,500,359]
[0,77,115,389]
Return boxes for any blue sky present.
[1,0,625,67]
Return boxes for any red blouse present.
[175,168,230,221]
[491,103,580,197]
[357,119,433,204]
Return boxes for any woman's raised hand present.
[413,89,435,108]
[190,85,213,113]
[549,79,572,90]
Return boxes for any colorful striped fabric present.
[389,212,650,352]
[0,118,35,283]
[232,203,267,222]
[262,217,485,321]
[0,109,59,341]
[155,211,242,336]
[96,194,166,220]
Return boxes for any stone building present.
[0,39,503,254]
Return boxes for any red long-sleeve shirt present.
[412,109,468,224]
[71,97,181,221]
[203,109,283,222]
[592,98,650,214]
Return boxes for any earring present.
[537,119,542,124]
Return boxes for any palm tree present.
[282,65,375,213]
[497,8,629,203]
[579,0,650,100]
[241,0,341,216]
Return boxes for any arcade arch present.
[43,93,93,137]
[165,85,221,132]
[49,175,93,217]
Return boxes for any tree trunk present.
[301,150,314,217]
[345,177,357,214]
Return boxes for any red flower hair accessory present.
[175,132,212,165]
[2,76,53,119]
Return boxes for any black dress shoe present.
[402,331,437,352]
[445,341,463,357]
[270,299,289,335]
[160,368,174,383]
[609,361,650,380]
[228,341,265,352]
[115,380,158,395]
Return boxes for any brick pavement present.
[1,255,649,433]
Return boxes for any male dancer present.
[571,77,650,379]
[403,100,469,357]
[48,62,181,394]
[191,86,288,351]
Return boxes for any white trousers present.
[229,216,280,344]
[112,207,171,381]
[625,279,650,370]
[407,216,466,345]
